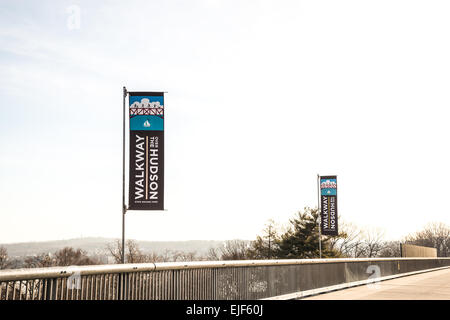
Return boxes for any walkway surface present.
[303,268,450,300]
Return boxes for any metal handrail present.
[1,257,449,281]
[1,257,450,300]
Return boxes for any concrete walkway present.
[303,268,450,300]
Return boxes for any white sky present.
[1,0,450,244]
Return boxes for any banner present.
[128,92,164,210]
[320,176,338,236]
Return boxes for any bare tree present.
[54,247,98,266]
[107,239,147,263]
[24,253,54,268]
[107,239,165,263]
[125,240,147,263]
[328,221,364,257]
[219,240,252,260]
[206,247,221,261]
[206,241,251,261]
[107,240,125,264]
[22,247,98,268]
[0,246,10,270]
[146,252,164,263]
[159,249,174,262]
[362,228,385,257]
[404,222,450,257]
[248,220,279,259]
[378,240,401,257]
[171,251,199,262]
[327,222,385,258]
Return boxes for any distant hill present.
[0,237,239,258]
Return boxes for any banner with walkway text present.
[320,176,338,236]
[128,92,164,210]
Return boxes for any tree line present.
[1,206,450,270]
[204,207,450,260]
[207,207,385,260]
[0,246,100,270]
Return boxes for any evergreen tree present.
[275,207,340,259]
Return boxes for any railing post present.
[44,278,57,301]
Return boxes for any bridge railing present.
[1,257,450,300]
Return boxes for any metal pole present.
[317,174,322,259]
[122,86,128,264]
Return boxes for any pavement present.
[303,268,450,300]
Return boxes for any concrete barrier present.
[401,244,437,257]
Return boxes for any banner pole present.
[317,174,322,259]
[122,86,128,264]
